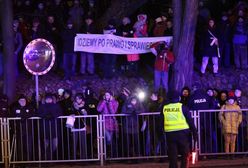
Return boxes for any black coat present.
[218,20,232,44]
[71,103,89,129]
[59,98,73,116]
[61,28,76,53]
[188,89,213,111]
[82,23,97,34]
[38,103,63,138]
[200,28,218,57]
[11,103,36,118]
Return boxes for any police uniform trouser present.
[166,129,190,168]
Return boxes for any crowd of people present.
[0,0,174,80]
[0,0,247,166]
[0,0,247,93]
[197,1,248,75]
[0,83,245,157]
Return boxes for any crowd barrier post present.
[2,118,9,168]
[99,115,104,166]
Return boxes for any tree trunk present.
[1,0,16,103]
[97,0,148,29]
[171,0,198,92]
[172,0,182,50]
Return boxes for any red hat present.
[228,91,236,100]
[228,91,235,97]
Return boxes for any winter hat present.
[122,17,131,25]
[192,82,201,91]
[167,90,181,102]
[181,86,190,96]
[67,19,73,24]
[75,93,84,100]
[18,94,26,100]
[58,88,64,96]
[45,93,53,99]
[105,90,113,96]
[137,14,147,22]
[85,15,93,20]
[64,89,72,96]
[228,91,236,100]
[182,86,190,92]
[155,17,163,23]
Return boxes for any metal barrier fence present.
[198,109,248,156]
[6,115,100,165]
[0,118,3,164]
[0,109,248,167]
[101,113,168,160]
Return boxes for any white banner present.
[74,34,172,54]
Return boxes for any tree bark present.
[1,0,16,103]
[97,0,149,29]
[171,0,198,92]
[172,0,182,50]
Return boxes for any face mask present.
[228,99,234,105]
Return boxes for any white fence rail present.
[0,109,247,167]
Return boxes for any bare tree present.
[0,0,16,103]
[171,0,198,91]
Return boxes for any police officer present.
[161,90,197,168]
[188,84,214,153]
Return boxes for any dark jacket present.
[61,28,76,53]
[38,102,63,138]
[10,102,36,135]
[121,97,144,134]
[218,19,232,44]
[233,19,248,44]
[45,22,60,46]
[82,23,97,34]
[119,23,133,37]
[71,102,88,129]
[200,27,218,57]
[59,98,73,116]
[11,103,35,118]
[188,89,213,111]
[151,42,175,72]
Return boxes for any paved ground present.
[7,157,248,168]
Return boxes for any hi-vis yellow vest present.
[163,102,189,132]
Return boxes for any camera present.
[158,43,165,51]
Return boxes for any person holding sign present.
[80,15,96,75]
[150,41,174,93]
[102,19,117,78]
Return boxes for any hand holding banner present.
[74,34,172,55]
